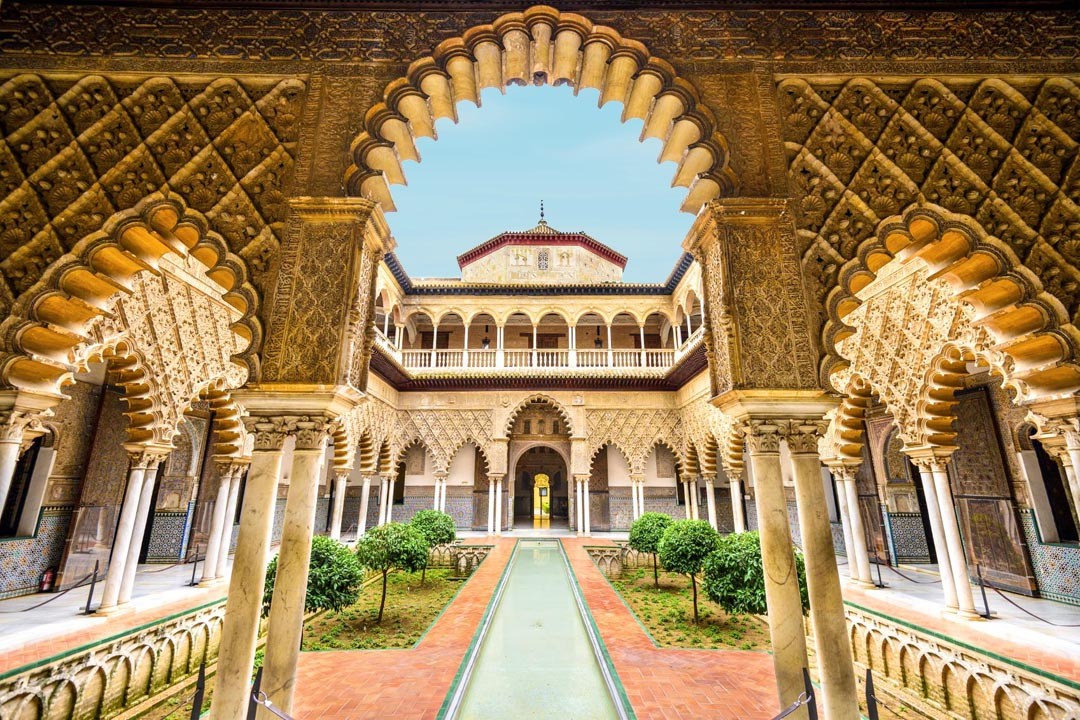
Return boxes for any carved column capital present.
[127,445,171,470]
[242,415,292,452]
[778,418,829,456]
[905,447,953,474]
[0,409,50,443]
[743,420,783,455]
[826,463,858,483]
[291,416,333,452]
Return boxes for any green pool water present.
[452,541,624,720]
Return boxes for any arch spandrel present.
[343,7,738,215]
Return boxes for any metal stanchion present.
[975,564,993,619]
[802,667,818,720]
[189,662,207,720]
[865,669,879,720]
[247,666,263,720]
[190,544,201,587]
[84,560,99,615]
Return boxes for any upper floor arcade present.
[370,218,706,385]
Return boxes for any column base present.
[198,577,226,588]
[956,608,986,621]
[94,602,133,617]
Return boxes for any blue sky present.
[387,85,694,283]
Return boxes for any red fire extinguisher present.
[39,567,56,592]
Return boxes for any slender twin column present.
[1059,426,1080,514]
[703,475,718,530]
[328,470,348,540]
[261,418,330,719]
[744,421,809,717]
[728,477,746,533]
[201,461,247,585]
[487,474,497,534]
[210,418,289,720]
[492,474,504,534]
[357,475,373,536]
[98,447,169,613]
[915,455,977,617]
[831,466,872,586]
[0,413,32,517]
[377,476,390,525]
[575,475,591,536]
[433,472,448,512]
[629,473,645,520]
[575,476,584,535]
[782,421,859,720]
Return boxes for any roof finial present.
[539,199,545,223]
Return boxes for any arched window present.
[537,249,549,270]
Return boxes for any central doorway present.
[513,446,568,529]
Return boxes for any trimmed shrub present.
[702,531,809,616]
[628,512,673,588]
[658,519,720,621]
[262,535,364,617]
[355,522,429,622]
[410,509,456,584]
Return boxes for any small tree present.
[354,522,428,622]
[262,535,364,617]
[628,512,673,588]
[657,519,720,622]
[702,531,809,616]
[410,509,456,585]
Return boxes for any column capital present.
[332,467,351,482]
[574,474,590,485]
[292,416,333,451]
[825,462,858,483]
[743,419,783,455]
[905,446,954,473]
[0,408,51,443]
[777,418,829,456]
[125,444,171,469]
[629,472,645,483]
[702,474,717,486]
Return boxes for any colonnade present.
[199,462,248,585]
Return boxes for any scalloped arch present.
[824,203,1080,452]
[503,393,574,437]
[0,194,261,397]
[343,5,737,215]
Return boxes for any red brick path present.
[294,537,780,720]
[292,539,515,719]
[562,538,779,720]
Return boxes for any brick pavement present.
[561,538,779,720]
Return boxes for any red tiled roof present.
[456,221,628,270]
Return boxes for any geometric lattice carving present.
[0,72,303,325]
[585,408,682,475]
[782,77,1080,338]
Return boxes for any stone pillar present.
[704,475,718,530]
[575,477,584,536]
[201,463,236,585]
[729,478,746,533]
[262,419,330,718]
[118,451,169,605]
[581,476,591,536]
[827,465,859,581]
[377,476,389,525]
[689,477,700,520]
[385,475,396,523]
[629,473,644,520]
[98,448,167,613]
[835,468,873,586]
[494,476,503,534]
[329,470,348,540]
[487,474,497,534]
[682,480,692,519]
[216,467,245,579]
[928,459,978,618]
[745,421,809,716]
[209,418,288,720]
[358,475,373,536]
[783,421,859,720]
[0,421,27,515]
[637,481,646,515]
[908,457,958,609]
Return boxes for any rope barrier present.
[771,692,812,720]
[987,585,1080,627]
[0,569,99,613]
[251,692,298,720]
[879,562,941,585]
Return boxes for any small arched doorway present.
[513,446,568,529]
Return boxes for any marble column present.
[636,480,646,516]
[704,475,718,530]
[730,478,746,533]
[682,480,692,519]
[385,475,396,523]
[689,477,700,520]
[378,476,390,525]
[929,460,978,618]
[629,475,640,520]
[262,419,329,717]
[784,421,859,720]
[487,475,496,534]
[909,458,958,609]
[827,466,859,581]
[118,452,169,605]
[581,476,591,536]
[209,419,287,720]
[494,476,503,534]
[358,475,372,536]
[215,467,245,579]
[201,463,235,585]
[574,477,584,535]
[745,421,809,716]
[329,470,348,540]
[98,449,164,613]
[1060,426,1080,519]
[0,422,27,517]
[838,468,874,586]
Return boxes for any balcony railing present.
[377,327,704,375]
